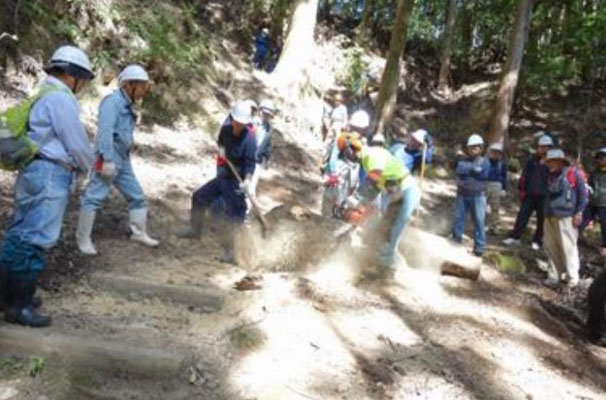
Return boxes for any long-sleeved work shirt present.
[28,76,93,172]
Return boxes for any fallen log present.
[0,326,184,377]
[90,273,224,312]
[399,227,481,280]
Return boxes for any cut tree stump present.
[90,273,225,312]
[399,227,481,280]
[0,326,185,377]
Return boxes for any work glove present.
[218,146,226,158]
[240,178,252,194]
[346,205,372,226]
[100,162,117,180]
[325,174,339,187]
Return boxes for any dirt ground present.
[0,109,605,399]
[1,32,606,400]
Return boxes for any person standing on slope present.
[76,65,159,255]
[0,46,95,327]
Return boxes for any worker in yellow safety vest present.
[338,137,421,277]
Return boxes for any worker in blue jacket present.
[0,46,95,327]
[177,101,256,264]
[451,134,490,256]
[389,129,433,174]
[77,65,159,256]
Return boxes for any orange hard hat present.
[336,133,363,153]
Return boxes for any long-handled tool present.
[414,141,428,221]
[224,157,270,236]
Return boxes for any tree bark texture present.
[487,0,535,147]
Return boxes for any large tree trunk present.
[371,0,416,139]
[272,0,320,92]
[460,0,474,74]
[437,0,459,92]
[487,0,535,147]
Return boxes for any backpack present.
[0,86,63,171]
[565,165,587,189]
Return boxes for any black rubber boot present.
[176,209,204,239]
[29,284,43,309]
[4,280,51,327]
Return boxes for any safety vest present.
[360,147,412,191]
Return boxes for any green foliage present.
[230,326,266,353]
[124,8,209,77]
[27,357,46,377]
[486,252,526,275]
[521,0,606,96]
[338,46,370,95]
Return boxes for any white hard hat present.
[411,129,427,144]
[47,45,94,79]
[489,142,503,152]
[538,135,554,146]
[259,99,275,113]
[242,99,258,111]
[231,101,252,125]
[118,64,149,85]
[349,110,370,129]
[467,134,484,147]
[546,148,566,161]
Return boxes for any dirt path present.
[1,84,606,400]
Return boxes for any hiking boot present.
[502,237,520,246]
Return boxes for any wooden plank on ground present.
[90,273,224,312]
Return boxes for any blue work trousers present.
[0,159,73,280]
[452,194,487,253]
[379,183,421,267]
[193,177,247,222]
[81,155,146,212]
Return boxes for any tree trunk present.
[460,0,474,74]
[371,0,416,139]
[357,0,375,43]
[270,0,291,41]
[437,0,458,92]
[487,0,535,147]
[272,0,320,92]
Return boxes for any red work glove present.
[346,205,372,225]
[325,175,339,187]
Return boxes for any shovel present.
[224,157,270,236]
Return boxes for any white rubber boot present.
[129,208,159,247]
[76,210,98,255]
